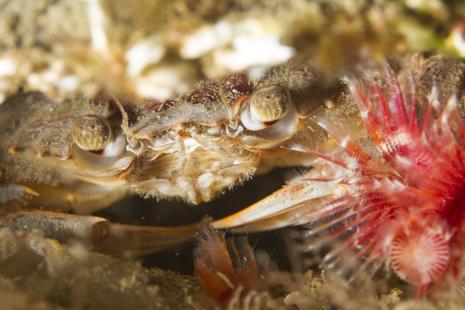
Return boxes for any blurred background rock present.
[1,0,464,103]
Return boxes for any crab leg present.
[0,210,198,258]
[26,183,129,214]
[212,180,343,231]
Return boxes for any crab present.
[0,58,335,258]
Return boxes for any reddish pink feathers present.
[314,69,465,289]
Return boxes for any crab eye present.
[241,85,290,130]
[250,85,290,123]
[73,115,113,151]
[239,85,299,148]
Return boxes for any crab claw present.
[0,210,198,258]
[212,179,341,232]
[94,221,198,258]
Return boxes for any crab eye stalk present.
[249,85,290,123]
[73,115,113,151]
[239,84,298,148]
[241,85,292,130]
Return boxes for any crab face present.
[0,62,319,210]
[119,77,307,204]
